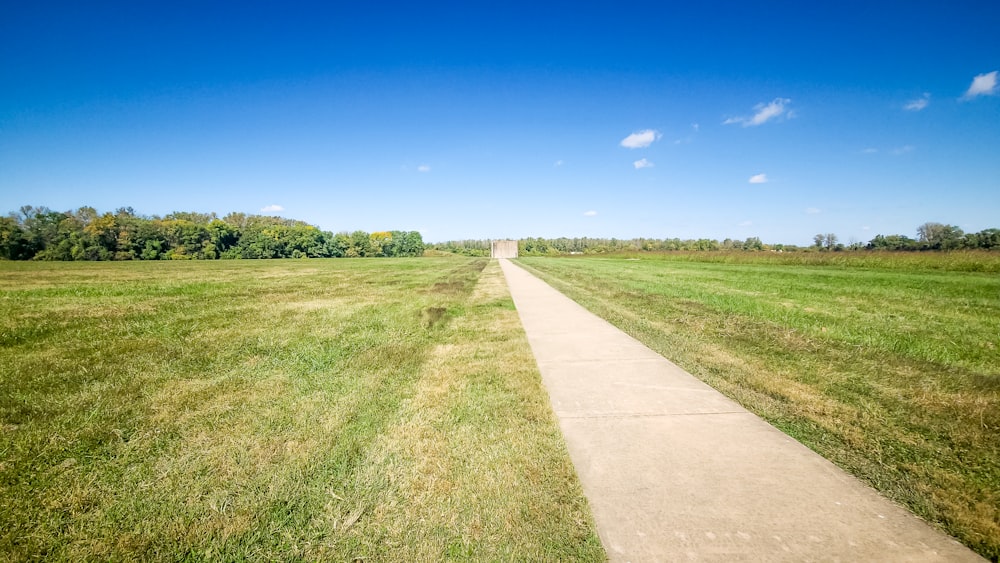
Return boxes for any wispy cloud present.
[417,164,431,172]
[674,123,700,145]
[620,129,661,149]
[891,145,915,155]
[583,210,597,217]
[748,173,768,184]
[554,160,564,167]
[962,70,998,100]
[633,158,654,169]
[260,204,284,213]
[861,147,879,154]
[724,98,792,127]
[805,207,821,214]
[904,93,930,111]
[738,220,753,227]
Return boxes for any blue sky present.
[1,1,998,245]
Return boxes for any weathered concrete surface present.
[499,259,982,562]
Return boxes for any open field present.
[0,258,602,561]
[604,249,1000,272]
[518,253,1000,559]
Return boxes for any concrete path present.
[498,259,982,562]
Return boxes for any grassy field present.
[518,252,1000,560]
[0,258,603,561]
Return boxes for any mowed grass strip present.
[0,258,602,561]
[317,260,602,560]
[518,253,1000,560]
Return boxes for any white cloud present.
[739,220,753,227]
[805,207,821,214]
[417,164,431,172]
[633,158,654,169]
[862,147,879,154]
[691,123,700,132]
[725,98,792,127]
[748,173,768,184]
[554,160,564,167]
[583,210,597,217]
[962,70,998,100]
[904,93,930,111]
[620,129,661,148]
[260,204,284,213]
[862,225,871,231]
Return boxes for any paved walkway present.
[498,259,982,562]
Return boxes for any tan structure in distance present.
[491,240,518,258]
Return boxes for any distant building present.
[491,240,518,258]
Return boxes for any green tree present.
[20,206,68,258]
[397,231,425,256]
[965,228,1000,249]
[348,230,373,257]
[166,211,217,225]
[743,237,764,251]
[867,234,917,251]
[222,212,249,229]
[381,231,424,257]
[369,231,392,257]
[141,239,165,260]
[328,232,351,258]
[286,225,330,258]
[83,213,119,255]
[208,220,240,257]
[41,215,91,260]
[917,222,964,250]
[0,216,29,259]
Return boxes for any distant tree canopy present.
[0,206,424,260]
[866,223,999,251]
[430,236,789,256]
[6,208,994,262]
[430,223,1000,257]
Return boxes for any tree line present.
[431,223,1000,256]
[810,223,999,251]
[861,223,1000,251]
[0,206,424,260]
[431,236,779,256]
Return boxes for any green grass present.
[603,249,1000,272]
[517,253,1000,560]
[0,258,602,561]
